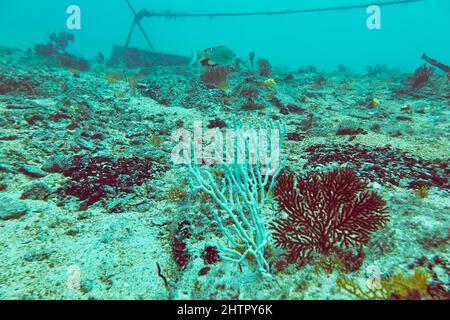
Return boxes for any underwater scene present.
[0,0,449,301]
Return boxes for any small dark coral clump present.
[35,32,75,57]
[201,66,233,88]
[34,32,89,72]
[235,81,260,99]
[257,58,272,77]
[202,246,220,265]
[366,64,388,77]
[286,132,304,142]
[335,247,366,273]
[58,53,90,71]
[271,168,389,265]
[172,220,192,270]
[49,32,75,51]
[198,267,211,276]
[58,155,163,207]
[138,80,171,105]
[335,127,368,136]
[207,119,227,129]
[0,74,38,97]
[34,43,57,57]
[304,144,449,190]
[407,64,435,89]
[241,99,264,111]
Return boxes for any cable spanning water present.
[134,0,425,18]
[123,0,425,50]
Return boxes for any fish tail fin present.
[189,49,200,66]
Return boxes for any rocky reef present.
[0,45,448,300]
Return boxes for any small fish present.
[189,46,235,67]
[260,78,277,88]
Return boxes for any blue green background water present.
[0,0,448,72]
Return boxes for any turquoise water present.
[1,0,449,71]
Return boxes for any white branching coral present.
[187,118,286,273]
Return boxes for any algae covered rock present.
[18,164,46,178]
[20,182,52,200]
[0,194,29,221]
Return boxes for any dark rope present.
[146,0,425,18]
[123,0,424,52]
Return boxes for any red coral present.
[201,246,220,265]
[200,66,233,88]
[270,168,389,264]
[257,58,272,77]
[407,64,435,89]
[172,220,191,269]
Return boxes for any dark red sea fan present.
[407,64,435,89]
[172,220,191,269]
[270,168,389,264]
[200,66,233,88]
